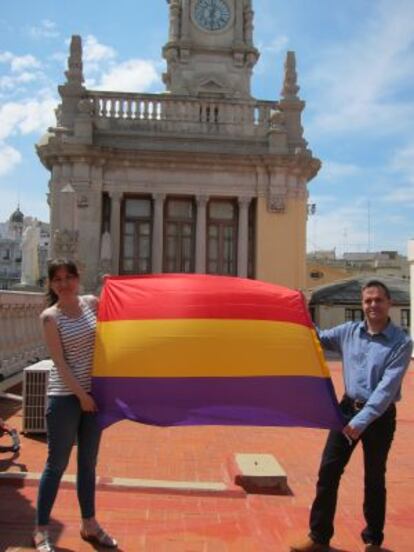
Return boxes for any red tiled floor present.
[1,361,413,551]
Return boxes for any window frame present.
[206,198,238,276]
[120,195,153,275]
[163,196,196,273]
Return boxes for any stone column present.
[408,239,414,351]
[152,193,165,273]
[109,191,122,275]
[195,195,208,273]
[237,197,251,278]
[181,0,190,40]
[169,0,180,41]
[234,0,244,45]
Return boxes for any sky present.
[0,0,413,256]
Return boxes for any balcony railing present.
[88,91,278,138]
[0,291,48,382]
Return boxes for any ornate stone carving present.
[152,192,166,203]
[54,229,78,258]
[78,98,94,115]
[169,0,181,41]
[238,196,252,208]
[65,35,84,85]
[76,194,89,208]
[269,109,285,131]
[281,51,299,100]
[196,195,209,208]
[244,6,254,46]
[267,194,285,213]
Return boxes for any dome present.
[9,206,24,224]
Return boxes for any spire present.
[58,35,86,128]
[281,51,300,100]
[65,35,84,85]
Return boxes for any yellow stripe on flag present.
[93,319,329,379]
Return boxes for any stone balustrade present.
[0,291,48,382]
[89,91,278,137]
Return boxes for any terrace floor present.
[1,361,413,552]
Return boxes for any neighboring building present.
[0,208,50,289]
[309,276,410,332]
[408,240,414,347]
[36,0,320,292]
[306,249,409,289]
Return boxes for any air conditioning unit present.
[22,360,53,434]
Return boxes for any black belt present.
[343,395,366,411]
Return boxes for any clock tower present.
[163,0,259,98]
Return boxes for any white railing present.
[0,291,48,383]
[88,91,277,138]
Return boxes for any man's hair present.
[361,279,391,300]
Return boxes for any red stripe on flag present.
[98,274,312,327]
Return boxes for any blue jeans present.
[309,397,396,546]
[36,395,101,526]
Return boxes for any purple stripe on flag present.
[92,376,344,430]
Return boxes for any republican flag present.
[92,274,344,430]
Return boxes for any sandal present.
[80,526,118,548]
[33,530,55,552]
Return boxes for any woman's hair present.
[46,258,79,306]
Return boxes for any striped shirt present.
[48,298,97,396]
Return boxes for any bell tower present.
[163,0,259,98]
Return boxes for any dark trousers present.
[309,397,396,546]
[36,395,101,526]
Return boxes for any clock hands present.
[195,0,229,31]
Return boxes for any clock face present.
[193,0,231,31]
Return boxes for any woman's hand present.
[79,393,98,412]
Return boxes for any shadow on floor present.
[0,479,68,550]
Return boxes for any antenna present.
[343,228,348,256]
[367,201,371,252]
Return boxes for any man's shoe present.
[365,545,382,552]
[289,536,330,552]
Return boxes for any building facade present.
[37,0,320,291]
[0,208,50,290]
[306,249,409,290]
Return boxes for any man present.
[291,280,412,552]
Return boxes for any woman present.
[33,259,117,551]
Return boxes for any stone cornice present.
[40,142,320,182]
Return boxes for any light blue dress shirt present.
[318,320,412,432]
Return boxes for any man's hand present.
[343,424,361,441]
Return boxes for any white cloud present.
[83,35,116,65]
[307,201,373,254]
[381,144,414,205]
[0,97,57,141]
[0,71,39,91]
[308,0,414,134]
[93,59,161,92]
[384,187,414,204]
[260,35,289,55]
[317,161,361,182]
[0,52,13,63]
[0,51,41,72]
[390,144,414,181]
[29,20,59,39]
[0,143,22,177]
[11,54,41,73]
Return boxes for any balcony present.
[0,291,47,385]
[88,91,278,140]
